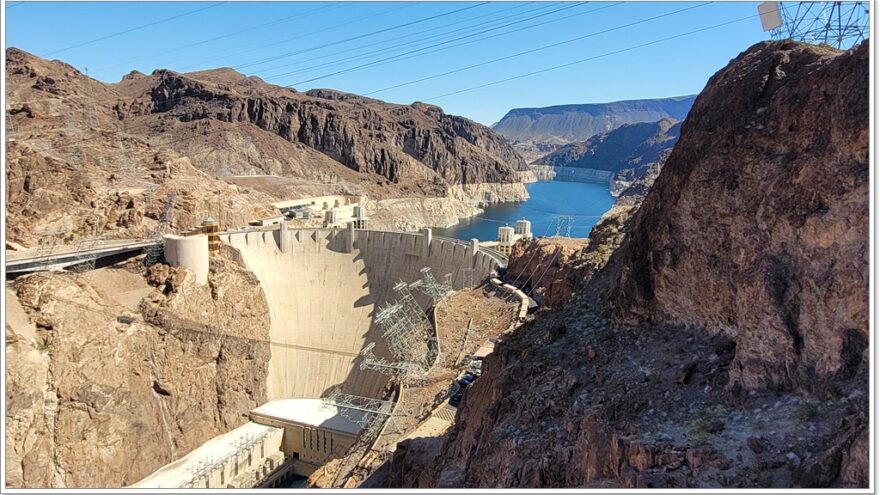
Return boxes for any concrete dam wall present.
[222,227,502,401]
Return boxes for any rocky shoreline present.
[368,182,529,232]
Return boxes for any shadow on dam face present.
[222,227,500,401]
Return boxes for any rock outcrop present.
[129,72,527,186]
[5,248,271,488]
[392,41,868,489]
[395,306,867,488]
[611,40,869,395]
[504,237,588,309]
[533,118,680,194]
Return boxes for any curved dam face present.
[222,227,502,400]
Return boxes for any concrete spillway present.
[222,227,501,400]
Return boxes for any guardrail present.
[431,234,470,247]
[478,246,508,266]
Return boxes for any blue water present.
[434,181,615,241]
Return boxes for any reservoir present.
[435,181,615,241]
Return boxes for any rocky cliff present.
[502,197,635,311]
[5,48,527,246]
[493,95,694,159]
[504,237,588,309]
[5,248,271,488]
[611,40,869,395]
[391,41,868,489]
[534,118,680,194]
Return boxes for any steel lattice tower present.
[67,235,103,273]
[759,1,869,49]
[359,342,428,378]
[322,387,397,435]
[413,267,454,303]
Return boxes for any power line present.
[89,3,339,73]
[46,293,368,358]
[177,4,415,72]
[282,2,590,86]
[424,6,773,102]
[525,245,564,294]
[10,5,780,175]
[255,2,552,80]
[509,218,558,287]
[258,2,576,81]
[364,2,708,96]
[17,2,701,136]
[234,2,491,71]
[42,2,227,57]
[292,2,604,83]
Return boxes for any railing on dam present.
[432,234,508,267]
[431,234,469,246]
[478,246,508,267]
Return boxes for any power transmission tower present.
[759,1,869,49]
[359,277,439,384]
[67,235,103,273]
[144,193,176,266]
[359,342,427,378]
[413,267,453,302]
[113,130,137,182]
[374,298,430,365]
[322,387,397,435]
[64,120,84,165]
[553,216,573,237]
[32,228,67,270]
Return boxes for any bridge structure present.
[5,238,162,274]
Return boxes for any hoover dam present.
[223,225,503,400]
[131,222,511,488]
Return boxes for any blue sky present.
[5,1,772,125]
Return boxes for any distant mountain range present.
[533,117,682,195]
[492,95,695,160]
[534,117,681,175]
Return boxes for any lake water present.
[434,180,615,241]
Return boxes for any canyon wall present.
[5,249,271,488]
[531,118,680,193]
[493,96,694,144]
[5,48,528,247]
